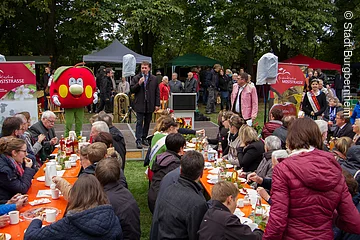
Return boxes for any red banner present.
[270,63,306,115]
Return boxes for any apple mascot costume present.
[50,63,98,137]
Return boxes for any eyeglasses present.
[46,119,56,123]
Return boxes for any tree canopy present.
[0,0,358,73]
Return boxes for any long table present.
[1,158,81,239]
[200,163,268,217]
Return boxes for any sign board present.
[270,63,306,115]
[0,61,38,128]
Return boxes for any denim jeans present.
[136,112,153,142]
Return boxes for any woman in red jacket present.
[159,76,170,101]
[264,118,360,240]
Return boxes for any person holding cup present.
[0,137,35,201]
[0,193,28,227]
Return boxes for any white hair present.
[162,76,168,81]
[41,111,56,120]
[272,150,288,161]
[315,120,328,134]
[14,114,27,124]
[92,121,109,133]
[172,72,178,77]
[264,136,282,151]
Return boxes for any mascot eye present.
[69,77,76,86]
[76,78,83,86]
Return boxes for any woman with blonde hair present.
[24,174,123,239]
[237,125,265,172]
[333,137,354,162]
[352,118,360,145]
[222,115,245,166]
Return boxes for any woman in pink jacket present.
[264,118,360,240]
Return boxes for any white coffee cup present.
[81,137,87,142]
[9,210,19,224]
[64,161,72,169]
[45,209,56,223]
[237,199,244,208]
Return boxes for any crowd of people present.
[0,63,360,239]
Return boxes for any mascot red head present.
[50,64,97,108]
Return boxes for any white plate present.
[207,179,218,184]
[209,168,220,174]
[225,164,234,169]
[238,178,246,183]
[239,217,253,224]
[36,176,45,182]
[233,208,245,218]
[244,188,257,196]
[207,174,218,180]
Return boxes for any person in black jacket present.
[218,69,231,111]
[0,137,35,202]
[95,157,141,240]
[334,71,343,102]
[183,72,197,93]
[150,151,208,240]
[27,111,57,162]
[148,133,185,213]
[99,114,126,170]
[130,61,160,149]
[97,68,113,113]
[302,79,327,120]
[24,174,123,240]
[237,125,265,172]
[198,181,263,240]
[206,64,221,114]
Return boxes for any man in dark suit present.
[130,61,160,149]
[333,111,355,139]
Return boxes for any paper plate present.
[209,168,220,174]
[233,208,245,218]
[207,174,218,180]
[238,178,246,183]
[36,176,45,182]
[225,164,234,169]
[207,178,218,184]
[0,234,11,240]
[239,217,253,224]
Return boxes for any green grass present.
[124,161,152,240]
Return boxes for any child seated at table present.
[24,175,123,240]
[198,181,263,239]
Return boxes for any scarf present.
[10,157,24,176]
[329,107,337,122]
[307,91,321,113]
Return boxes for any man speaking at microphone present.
[131,61,160,149]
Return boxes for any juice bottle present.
[60,135,65,152]
[218,142,223,158]
[231,170,238,183]
[66,138,73,155]
[73,137,79,154]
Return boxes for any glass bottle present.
[231,169,238,183]
[218,142,223,158]
[255,194,263,224]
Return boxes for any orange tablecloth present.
[1,178,77,239]
[34,160,82,179]
[200,165,268,217]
